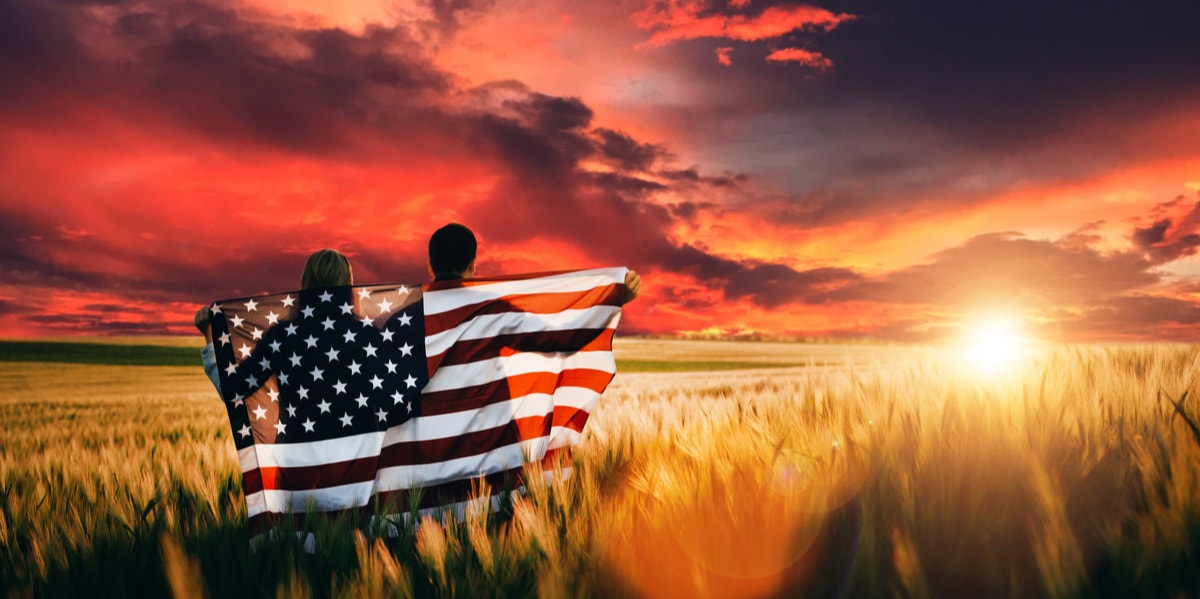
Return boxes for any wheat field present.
[2,340,1199,598]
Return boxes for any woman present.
[195,248,353,394]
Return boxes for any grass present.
[0,341,201,367]
[1,340,1199,598]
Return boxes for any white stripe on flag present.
[239,432,386,470]
[422,350,616,394]
[244,480,376,518]
[382,386,601,445]
[425,306,621,357]
[423,268,626,316]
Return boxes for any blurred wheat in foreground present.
[2,342,1199,598]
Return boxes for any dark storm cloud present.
[802,0,1200,148]
[458,89,846,309]
[660,168,747,189]
[1131,197,1200,264]
[593,128,670,172]
[0,0,824,314]
[1,0,454,154]
[657,243,861,308]
[656,1,1200,226]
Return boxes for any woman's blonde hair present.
[300,249,353,290]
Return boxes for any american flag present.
[209,267,627,534]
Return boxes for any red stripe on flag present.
[424,285,622,336]
[431,327,616,370]
[419,367,615,414]
[380,424,521,467]
[552,406,592,432]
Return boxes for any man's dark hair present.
[428,223,477,278]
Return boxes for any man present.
[426,222,642,301]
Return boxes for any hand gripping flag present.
[209,267,628,534]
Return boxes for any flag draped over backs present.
[209,267,627,534]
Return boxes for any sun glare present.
[963,317,1026,376]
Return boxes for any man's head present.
[428,223,477,280]
[300,248,353,289]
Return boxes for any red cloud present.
[634,3,855,47]
[764,47,833,72]
[715,46,734,66]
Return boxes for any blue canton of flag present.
[212,285,427,448]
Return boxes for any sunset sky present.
[2,0,1199,341]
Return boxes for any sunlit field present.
[2,339,1199,598]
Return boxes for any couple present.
[193,223,643,394]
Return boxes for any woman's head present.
[300,249,353,289]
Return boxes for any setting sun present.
[964,317,1027,375]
